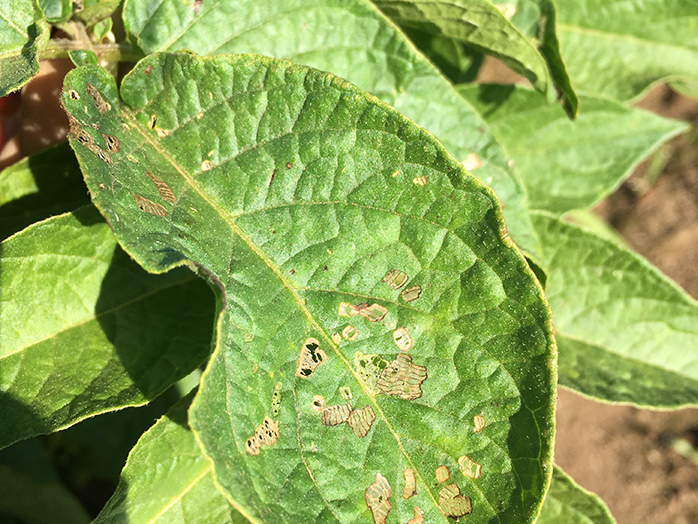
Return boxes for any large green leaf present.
[0,207,215,449]
[538,465,615,524]
[0,0,49,96]
[371,0,550,92]
[0,142,90,241]
[458,84,688,214]
[532,211,698,408]
[95,393,246,523]
[122,0,541,255]
[62,53,555,523]
[555,0,698,101]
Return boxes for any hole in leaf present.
[295,338,327,378]
[376,354,427,400]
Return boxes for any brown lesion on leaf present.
[462,153,482,171]
[407,507,424,524]
[338,302,387,322]
[102,133,121,153]
[401,285,422,303]
[412,176,428,186]
[320,403,352,426]
[271,382,282,417]
[85,83,111,113]
[382,269,409,290]
[321,403,375,438]
[393,327,413,352]
[86,143,112,164]
[438,484,472,518]
[473,415,486,433]
[68,89,80,100]
[311,395,325,412]
[145,172,176,203]
[402,468,416,499]
[354,351,388,393]
[458,455,482,479]
[339,386,352,400]
[148,114,157,129]
[365,473,392,524]
[201,159,213,171]
[143,64,153,75]
[295,338,327,378]
[376,354,427,400]
[331,332,341,344]
[342,325,358,341]
[132,193,168,217]
[245,416,279,456]
[156,128,170,138]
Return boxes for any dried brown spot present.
[201,159,214,171]
[193,0,203,12]
[458,455,482,479]
[365,473,391,524]
[321,403,352,426]
[382,269,408,290]
[245,416,279,455]
[342,325,358,341]
[311,395,325,412]
[271,382,282,417]
[377,353,427,400]
[347,405,375,437]
[439,484,472,518]
[338,301,360,317]
[85,83,110,113]
[102,133,121,153]
[339,386,352,400]
[402,468,416,500]
[268,168,277,187]
[156,127,170,138]
[295,338,327,378]
[401,285,422,303]
[331,332,341,344]
[144,64,153,75]
[462,153,482,171]
[354,352,389,393]
[286,162,292,169]
[68,89,80,100]
[407,507,424,524]
[359,303,388,322]
[393,327,413,352]
[435,465,450,483]
[196,111,204,119]
[473,415,486,433]
[412,176,428,186]
[148,114,157,129]
[87,143,113,164]
[133,193,168,216]
[145,172,176,202]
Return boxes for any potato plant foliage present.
[0,0,697,523]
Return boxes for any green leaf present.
[93,17,114,42]
[532,211,698,408]
[555,0,698,101]
[0,142,90,241]
[74,0,122,25]
[95,393,247,524]
[122,0,541,255]
[457,84,688,214]
[0,207,215,449]
[538,465,615,523]
[38,0,71,23]
[0,0,50,96]
[69,49,99,67]
[372,0,550,92]
[62,53,555,523]
[0,439,91,524]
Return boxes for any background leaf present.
[0,207,215,449]
[538,465,615,523]
[458,84,688,214]
[63,52,555,523]
[555,0,698,101]
[94,393,246,524]
[372,0,550,92]
[38,0,71,23]
[0,0,49,96]
[122,0,541,255]
[532,211,698,408]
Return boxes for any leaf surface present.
[538,465,615,524]
[371,0,550,92]
[95,393,247,524]
[555,0,698,101]
[458,84,688,214]
[0,207,215,449]
[62,53,555,523]
[532,211,698,408]
[122,0,541,255]
[0,0,49,96]
[38,0,71,23]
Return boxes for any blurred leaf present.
[38,0,71,23]
[538,465,615,523]
[0,0,50,96]
[92,17,113,42]
[0,207,216,449]
[372,0,550,92]
[74,0,122,26]
[555,0,698,101]
[533,211,698,408]
[458,84,688,213]
[122,0,541,255]
[0,142,90,241]
[63,52,555,523]
[94,393,247,524]
[68,49,99,67]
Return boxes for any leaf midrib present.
[122,98,447,520]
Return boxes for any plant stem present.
[40,40,143,63]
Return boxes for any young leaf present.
[0,0,49,96]
[0,207,215,449]
[122,0,541,255]
[62,52,555,523]
[372,0,550,93]
[532,211,698,408]
[94,393,247,524]
[458,84,688,214]
[555,0,698,101]
[538,465,615,523]
[38,0,71,23]
[0,142,90,241]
